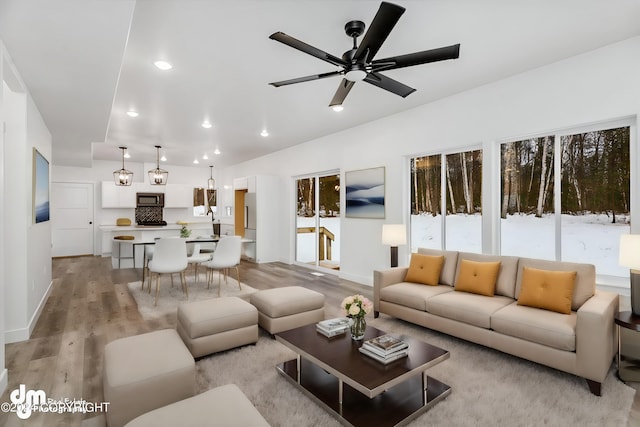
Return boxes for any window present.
[410,148,482,252]
[560,127,630,277]
[499,125,631,278]
[500,136,555,259]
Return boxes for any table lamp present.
[382,224,407,268]
[619,234,640,316]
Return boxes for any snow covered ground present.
[295,213,629,278]
[411,213,630,277]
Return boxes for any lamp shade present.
[620,234,640,270]
[382,224,407,246]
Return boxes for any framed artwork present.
[33,148,50,223]
[345,166,385,218]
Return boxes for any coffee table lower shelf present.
[276,358,451,427]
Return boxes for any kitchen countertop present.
[100,222,214,231]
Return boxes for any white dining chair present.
[203,235,242,296]
[187,243,212,284]
[147,237,189,306]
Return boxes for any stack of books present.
[316,317,350,338]
[359,334,409,364]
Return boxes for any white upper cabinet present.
[101,181,138,208]
[164,184,192,208]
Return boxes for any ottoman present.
[176,297,258,358]
[124,384,270,427]
[103,329,195,427]
[250,286,325,334]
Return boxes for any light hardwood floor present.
[1,256,638,426]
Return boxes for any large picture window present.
[500,136,555,259]
[410,149,482,252]
[499,125,631,278]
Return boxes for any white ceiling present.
[1,0,640,168]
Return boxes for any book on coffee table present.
[316,317,349,337]
[358,345,409,364]
[364,335,408,353]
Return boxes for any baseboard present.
[338,271,372,287]
[4,279,53,344]
[0,368,7,396]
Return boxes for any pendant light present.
[113,146,133,186]
[148,145,168,185]
[207,165,215,190]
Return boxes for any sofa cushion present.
[426,292,514,329]
[454,259,501,296]
[380,283,453,311]
[515,258,595,311]
[517,267,576,314]
[455,252,519,298]
[491,302,577,352]
[404,253,444,286]
[418,248,459,286]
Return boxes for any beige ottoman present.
[176,297,258,358]
[250,286,325,334]
[103,329,195,427]
[124,384,270,427]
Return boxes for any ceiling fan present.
[268,1,461,108]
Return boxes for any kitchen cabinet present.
[233,175,281,263]
[101,181,138,208]
[164,184,192,208]
[102,182,192,209]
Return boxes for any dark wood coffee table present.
[275,323,450,426]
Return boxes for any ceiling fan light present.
[332,105,344,112]
[344,69,367,82]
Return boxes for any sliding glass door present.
[295,173,340,271]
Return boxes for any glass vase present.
[350,316,366,341]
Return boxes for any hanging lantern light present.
[113,146,133,186]
[148,145,168,185]
[207,165,215,190]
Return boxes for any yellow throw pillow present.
[404,254,444,286]
[517,267,577,314]
[454,259,501,296]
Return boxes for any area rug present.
[128,275,257,322]
[195,315,634,427]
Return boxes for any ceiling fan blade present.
[372,44,461,72]
[329,79,355,107]
[269,71,343,87]
[270,32,348,67]
[364,72,415,98]
[354,2,405,62]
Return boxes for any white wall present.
[221,36,640,286]
[2,43,53,347]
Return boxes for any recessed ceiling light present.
[331,105,344,112]
[214,148,221,155]
[201,121,212,129]
[126,110,139,117]
[260,130,269,137]
[123,150,131,159]
[160,155,167,162]
[202,153,209,160]
[153,60,173,71]
[193,158,199,164]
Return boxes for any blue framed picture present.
[345,166,385,219]
[33,148,50,223]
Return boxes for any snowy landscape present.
[411,213,630,278]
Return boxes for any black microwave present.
[136,192,164,207]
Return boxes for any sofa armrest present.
[373,267,408,315]
[575,289,619,382]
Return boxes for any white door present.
[52,182,94,257]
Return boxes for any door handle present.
[89,221,93,224]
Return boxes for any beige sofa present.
[373,248,619,395]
